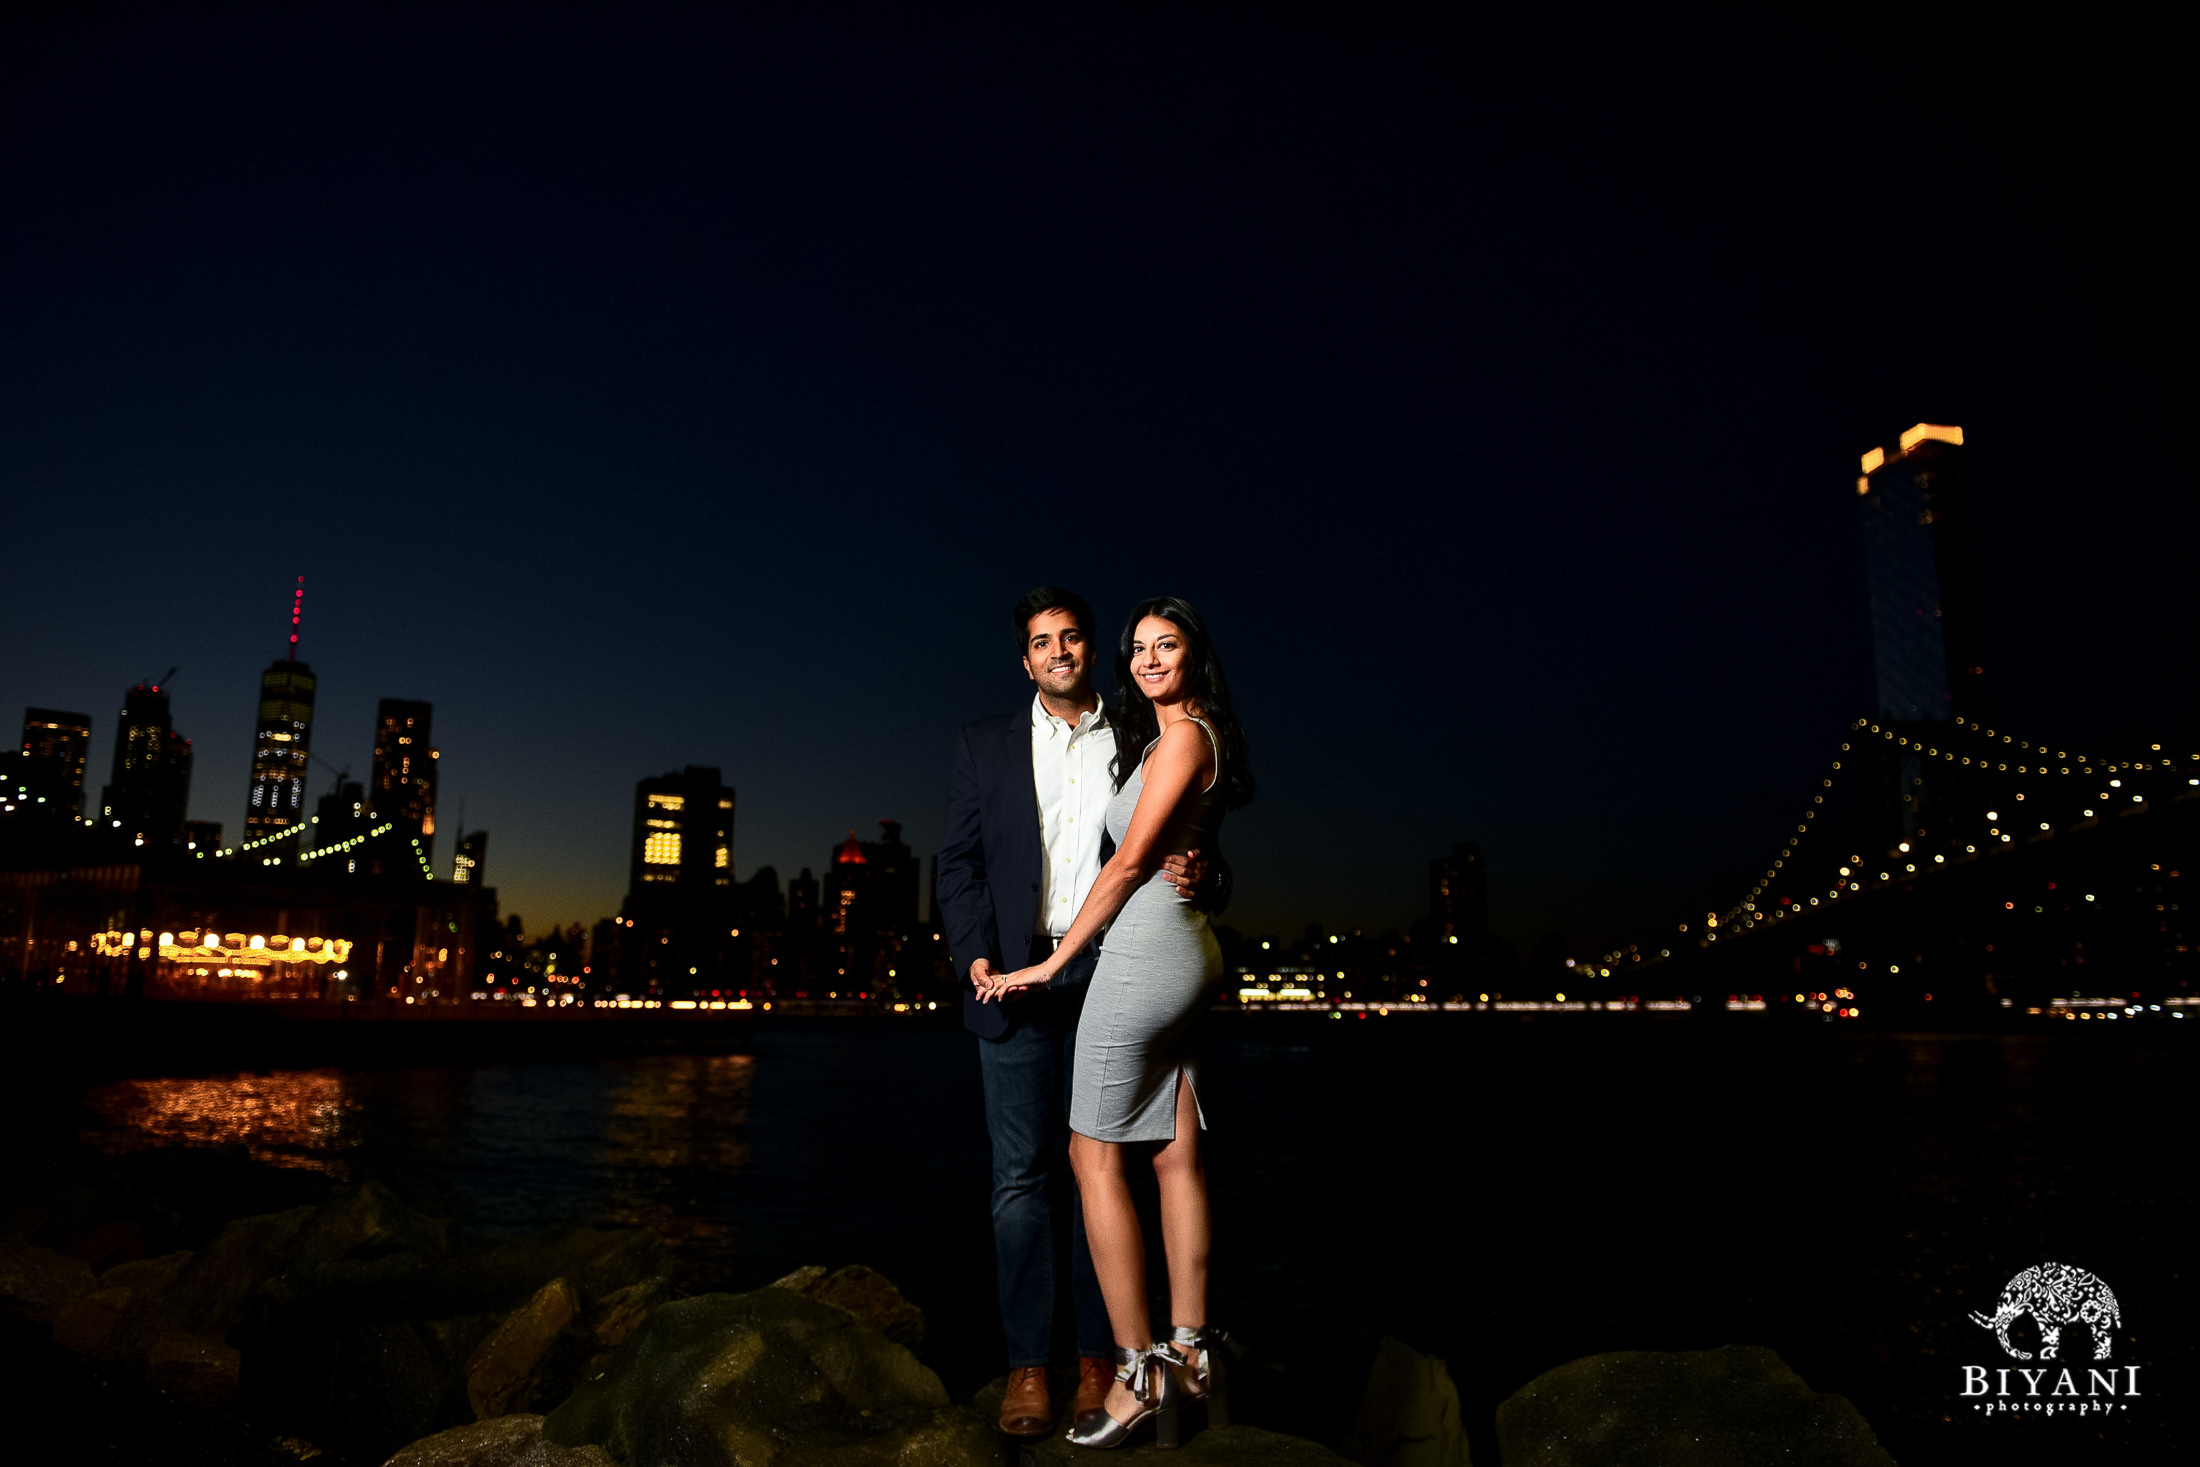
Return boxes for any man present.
[937,586,1217,1438]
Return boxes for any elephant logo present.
[1969,1263,2121,1362]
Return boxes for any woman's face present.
[1128,614,1191,704]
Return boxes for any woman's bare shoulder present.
[1151,717,1218,771]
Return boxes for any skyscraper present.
[370,699,439,844]
[827,828,867,939]
[1857,423,1990,850]
[619,766,737,993]
[316,778,369,833]
[1858,424,1991,724]
[822,821,918,944]
[245,579,316,847]
[860,820,919,934]
[100,683,193,845]
[452,829,488,885]
[1429,842,1488,945]
[19,707,92,821]
[628,766,735,894]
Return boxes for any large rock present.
[1346,1336,1469,1467]
[146,1330,243,1409]
[544,1287,996,1467]
[251,1189,457,1324]
[468,1278,584,1420]
[52,1286,136,1355]
[332,1313,506,1451]
[297,1183,451,1268]
[769,1264,925,1348]
[52,1249,195,1360]
[588,1276,667,1356]
[161,1205,315,1336]
[432,1228,665,1318]
[241,1207,663,1462]
[0,1236,97,1323]
[1496,1345,1895,1467]
[385,1413,616,1467]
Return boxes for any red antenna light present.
[288,575,305,662]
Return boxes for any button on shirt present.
[1032,693,1116,938]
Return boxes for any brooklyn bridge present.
[1579,711,2196,1024]
[1575,421,2194,1023]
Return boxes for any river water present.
[21,1015,2197,1464]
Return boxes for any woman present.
[977,595,1255,1448]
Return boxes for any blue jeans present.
[976,947,1112,1366]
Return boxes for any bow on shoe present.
[1118,1343,1174,1398]
[1169,1324,1245,1380]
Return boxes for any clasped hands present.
[969,955,1050,1004]
[970,848,1206,1004]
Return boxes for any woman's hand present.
[976,962,1056,1003]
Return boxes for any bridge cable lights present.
[1697,715,2195,954]
[298,822,396,863]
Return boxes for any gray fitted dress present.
[1068,716,1227,1143]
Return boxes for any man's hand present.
[968,957,1028,1003]
[1160,848,1211,907]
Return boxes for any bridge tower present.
[1857,424,1991,851]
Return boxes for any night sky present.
[3,5,2191,955]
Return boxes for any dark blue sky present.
[3,4,2191,952]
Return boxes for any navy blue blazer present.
[937,707,1114,1038]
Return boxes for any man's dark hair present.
[1011,586,1094,655]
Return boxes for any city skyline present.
[3,7,2192,953]
[8,478,2192,966]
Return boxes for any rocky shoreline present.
[3,1181,1895,1465]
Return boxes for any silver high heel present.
[1064,1343,1181,1449]
[1166,1325,1244,1428]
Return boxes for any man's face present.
[1022,608,1092,703]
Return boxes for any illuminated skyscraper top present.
[245,577,316,845]
[1857,424,1992,724]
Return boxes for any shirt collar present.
[1032,692,1108,739]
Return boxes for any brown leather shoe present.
[1074,1355,1114,1428]
[999,1365,1053,1437]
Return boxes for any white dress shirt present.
[1031,693,1117,938]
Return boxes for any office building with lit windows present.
[99,683,194,845]
[245,659,317,847]
[617,765,738,994]
[452,829,487,885]
[370,699,439,846]
[20,708,93,820]
[627,766,734,893]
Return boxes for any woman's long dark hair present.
[1109,596,1256,809]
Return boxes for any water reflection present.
[77,1056,761,1285]
[81,1069,361,1174]
[593,1054,752,1270]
